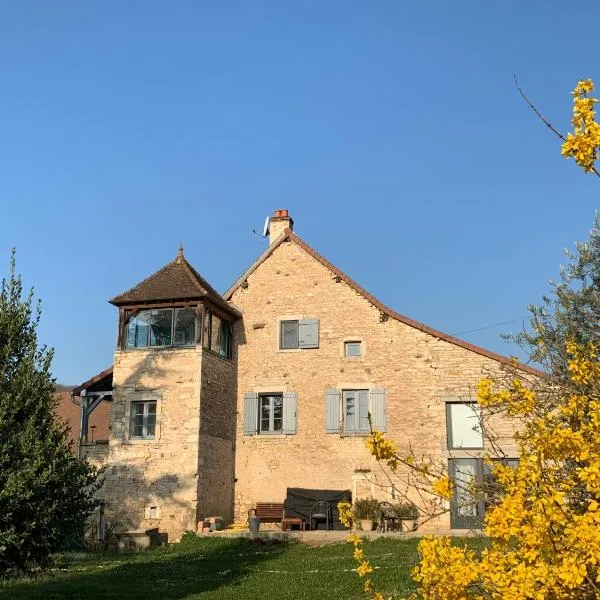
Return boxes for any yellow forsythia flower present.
[432,477,453,500]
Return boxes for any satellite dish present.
[262,216,270,237]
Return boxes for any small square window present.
[130,400,157,439]
[446,402,483,449]
[344,341,362,357]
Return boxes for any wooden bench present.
[253,502,284,523]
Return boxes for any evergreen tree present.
[511,214,600,380]
[0,251,97,577]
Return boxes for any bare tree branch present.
[514,74,566,142]
[514,74,600,178]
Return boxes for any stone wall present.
[230,239,523,532]
[80,440,110,468]
[197,350,237,524]
[104,347,202,541]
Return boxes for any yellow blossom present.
[356,561,374,577]
[365,430,397,461]
[562,78,600,172]
[432,477,453,500]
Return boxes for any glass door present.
[449,458,485,529]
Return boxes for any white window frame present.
[446,401,484,450]
[125,392,161,443]
[258,393,284,435]
[130,400,157,440]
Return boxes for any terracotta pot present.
[360,519,375,531]
[402,519,416,532]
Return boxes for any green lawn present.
[0,536,424,599]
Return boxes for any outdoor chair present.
[378,501,401,532]
[310,501,332,530]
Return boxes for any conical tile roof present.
[109,247,240,317]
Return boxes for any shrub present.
[395,502,419,520]
[352,498,379,522]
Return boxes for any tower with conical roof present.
[105,247,240,539]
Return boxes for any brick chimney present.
[269,209,293,245]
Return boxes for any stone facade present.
[78,210,532,539]
[105,348,202,539]
[229,238,521,532]
[100,340,237,540]
[197,350,236,524]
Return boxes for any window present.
[280,320,299,349]
[325,388,387,434]
[449,458,483,529]
[130,400,157,439]
[218,319,231,358]
[446,402,483,449]
[202,310,233,358]
[449,457,519,529]
[243,391,297,435]
[483,458,519,507]
[174,308,195,345]
[344,341,362,357]
[259,394,284,433]
[202,310,211,349]
[279,318,319,349]
[343,390,369,433]
[126,308,196,349]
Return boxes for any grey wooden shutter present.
[243,392,258,435]
[299,318,319,348]
[370,388,387,432]
[282,392,297,434]
[325,388,341,433]
[358,390,370,432]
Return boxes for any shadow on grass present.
[0,537,286,600]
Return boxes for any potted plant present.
[396,502,419,532]
[352,498,380,532]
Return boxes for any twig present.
[514,75,566,141]
[514,74,600,178]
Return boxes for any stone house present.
[74,209,538,540]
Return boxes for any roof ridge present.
[225,229,542,376]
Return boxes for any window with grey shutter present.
[369,388,387,432]
[343,390,369,433]
[282,391,297,434]
[298,318,319,348]
[325,388,341,433]
[243,392,258,435]
[280,321,299,349]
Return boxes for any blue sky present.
[0,1,598,384]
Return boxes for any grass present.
[0,536,487,599]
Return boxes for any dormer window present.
[126,307,196,349]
